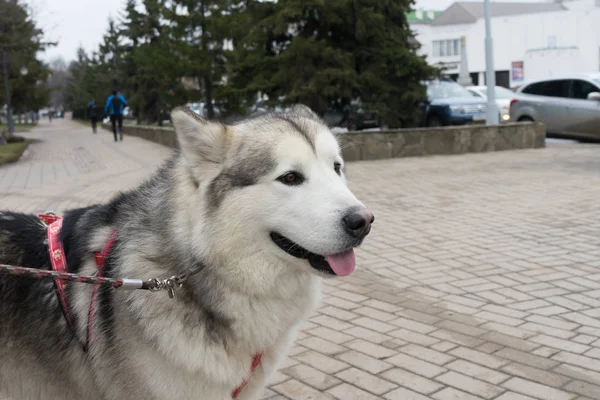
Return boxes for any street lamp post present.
[484,0,499,125]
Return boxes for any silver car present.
[467,85,515,122]
[509,73,600,141]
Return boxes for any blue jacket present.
[104,94,128,116]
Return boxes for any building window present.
[433,39,461,57]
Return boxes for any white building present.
[411,0,600,88]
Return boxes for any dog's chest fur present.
[70,245,322,399]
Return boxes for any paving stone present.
[563,381,600,399]
[344,339,397,359]
[306,327,354,344]
[449,347,509,369]
[281,364,341,391]
[494,393,538,400]
[431,341,459,353]
[293,352,350,375]
[430,329,486,348]
[398,343,455,366]
[531,346,560,358]
[309,315,353,331]
[482,332,540,352]
[388,328,440,346]
[500,362,571,387]
[335,350,394,375]
[380,368,444,394]
[273,379,334,400]
[502,377,576,400]
[334,367,397,395]
[343,326,392,344]
[552,351,600,373]
[318,306,359,321]
[383,387,431,400]
[385,353,447,378]
[495,348,560,370]
[388,317,437,334]
[435,371,505,399]
[326,383,381,400]
[296,337,346,356]
[445,359,510,384]
[431,387,488,400]
[530,334,590,354]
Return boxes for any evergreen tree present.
[0,0,53,136]
[231,0,437,127]
[169,0,231,118]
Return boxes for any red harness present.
[39,213,262,398]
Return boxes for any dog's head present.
[171,105,373,277]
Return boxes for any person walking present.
[104,89,128,142]
[88,100,98,133]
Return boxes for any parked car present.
[322,105,381,131]
[509,73,600,141]
[420,79,489,127]
[467,85,515,122]
[185,102,222,119]
[249,100,287,115]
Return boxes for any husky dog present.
[0,105,374,400]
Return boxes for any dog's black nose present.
[343,209,374,238]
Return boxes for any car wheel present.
[518,116,534,122]
[426,115,442,127]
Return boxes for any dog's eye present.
[278,172,304,186]
[334,162,342,175]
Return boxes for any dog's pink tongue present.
[325,249,356,276]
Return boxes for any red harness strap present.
[40,213,118,350]
[40,213,262,398]
[40,213,74,329]
[231,353,263,398]
[86,231,118,350]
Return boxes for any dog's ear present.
[171,108,227,168]
[289,104,319,120]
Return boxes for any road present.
[2,118,600,400]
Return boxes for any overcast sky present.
[31,0,123,62]
[32,0,545,63]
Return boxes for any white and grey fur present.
[0,105,373,400]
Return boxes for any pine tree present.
[169,0,231,118]
[230,0,437,127]
[0,0,53,137]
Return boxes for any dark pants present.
[90,117,97,133]
[110,115,123,141]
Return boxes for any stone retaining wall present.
[104,122,545,161]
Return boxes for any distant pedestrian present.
[104,89,128,142]
[88,100,98,133]
[48,110,53,123]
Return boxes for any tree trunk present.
[2,51,14,141]
[204,75,214,119]
[199,0,214,119]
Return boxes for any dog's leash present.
[0,263,200,299]
[0,210,201,299]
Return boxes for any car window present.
[468,90,484,98]
[494,87,515,99]
[570,79,600,100]
[522,80,569,98]
[522,82,545,95]
[426,81,475,100]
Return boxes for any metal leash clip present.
[145,276,182,299]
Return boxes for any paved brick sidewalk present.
[3,119,600,400]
